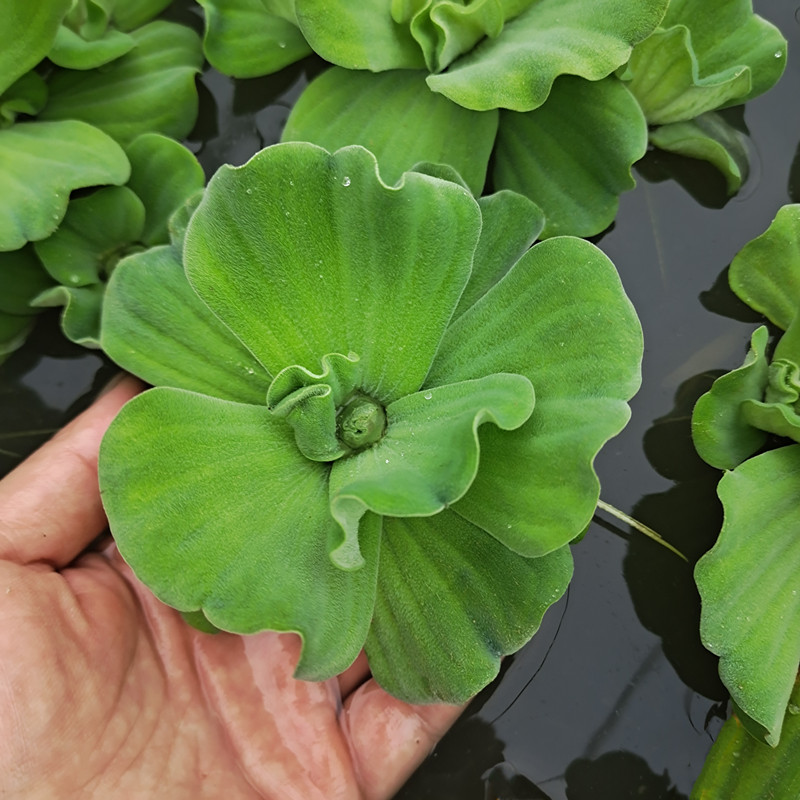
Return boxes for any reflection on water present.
[699,266,772,324]
[186,56,326,178]
[20,354,104,411]
[564,751,687,800]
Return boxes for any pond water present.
[1,3,798,798]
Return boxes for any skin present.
[0,374,462,800]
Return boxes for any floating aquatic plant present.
[30,133,204,347]
[202,1,784,234]
[98,142,643,702]
[693,205,800,746]
[205,0,669,236]
[0,0,203,358]
[623,0,786,193]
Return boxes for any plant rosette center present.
[337,393,386,450]
[98,142,642,703]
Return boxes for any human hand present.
[0,375,462,799]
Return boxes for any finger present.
[342,679,465,800]
[0,374,142,568]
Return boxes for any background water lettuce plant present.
[281,0,668,237]
[97,142,643,702]
[692,205,800,747]
[0,0,203,360]
[199,0,786,238]
[623,0,787,194]
[691,678,800,799]
[30,132,205,348]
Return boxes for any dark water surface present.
[1,3,798,798]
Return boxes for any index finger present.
[0,374,142,568]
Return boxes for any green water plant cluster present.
[692,205,800,749]
[199,0,785,237]
[97,142,643,702]
[0,0,794,760]
[0,0,203,359]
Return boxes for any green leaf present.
[696,445,800,746]
[1,72,49,127]
[691,326,770,470]
[626,0,786,125]
[31,283,105,347]
[112,0,174,31]
[773,315,800,365]
[61,0,113,40]
[741,350,800,443]
[425,0,669,111]
[394,0,536,73]
[282,67,498,196]
[649,111,749,194]
[742,398,800,445]
[0,0,71,96]
[327,373,535,570]
[728,205,800,331]
[33,186,145,287]
[40,21,203,146]
[198,0,312,78]
[426,236,643,557]
[184,142,481,403]
[452,189,544,320]
[493,75,647,238]
[267,352,364,462]
[180,609,221,635]
[690,679,800,799]
[125,133,205,246]
[365,511,572,702]
[0,246,54,316]
[624,26,751,125]
[660,0,787,105]
[167,188,204,251]
[99,387,381,680]
[0,120,130,252]
[101,245,272,404]
[49,23,136,70]
[295,0,426,71]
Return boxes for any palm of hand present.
[0,378,460,800]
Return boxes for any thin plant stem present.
[596,499,688,562]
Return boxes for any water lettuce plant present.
[200,0,668,235]
[692,205,800,746]
[0,0,203,358]
[49,0,174,70]
[97,142,643,702]
[201,0,784,236]
[30,133,205,348]
[691,678,800,799]
[623,0,786,193]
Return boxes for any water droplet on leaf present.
[424,392,432,400]
[342,176,351,187]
